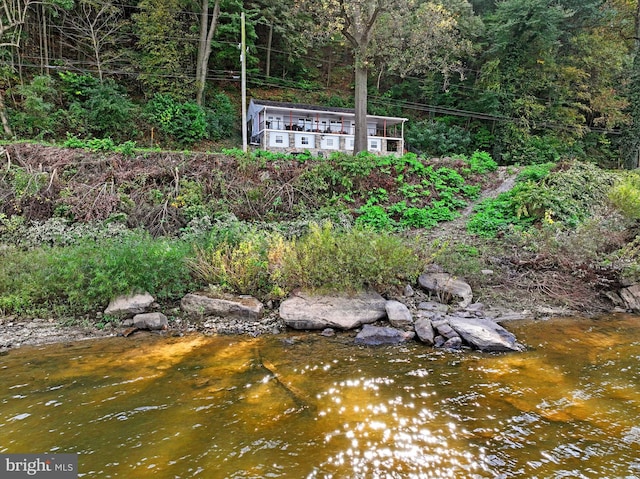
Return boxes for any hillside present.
[1,142,638,318]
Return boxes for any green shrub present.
[281,222,423,293]
[145,93,207,145]
[516,162,555,182]
[405,119,472,156]
[206,92,237,140]
[188,222,425,299]
[609,173,640,219]
[0,234,196,316]
[11,75,60,139]
[58,72,138,141]
[465,150,498,174]
[468,161,615,237]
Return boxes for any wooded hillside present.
[0,0,637,167]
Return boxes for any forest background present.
[2,0,640,321]
[0,0,637,167]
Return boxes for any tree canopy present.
[0,0,636,165]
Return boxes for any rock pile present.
[105,270,525,352]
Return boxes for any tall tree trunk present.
[195,0,221,107]
[265,22,273,78]
[623,1,640,169]
[353,60,368,154]
[0,91,13,137]
[42,4,49,74]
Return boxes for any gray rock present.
[443,336,463,350]
[414,317,435,345]
[434,335,446,348]
[465,302,485,313]
[105,292,155,316]
[604,291,625,308]
[418,272,473,308]
[448,316,525,352]
[320,328,336,337]
[620,284,640,312]
[403,284,415,297]
[434,321,459,340]
[488,310,531,322]
[181,292,263,320]
[279,290,387,330]
[385,300,413,330]
[417,301,449,313]
[354,324,415,346]
[133,312,168,331]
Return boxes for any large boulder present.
[418,272,473,308]
[448,316,525,352]
[355,324,415,346]
[181,292,263,320]
[414,317,435,345]
[104,292,154,317]
[279,290,387,330]
[133,312,168,331]
[385,300,413,330]
[620,284,640,312]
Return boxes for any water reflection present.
[0,315,638,478]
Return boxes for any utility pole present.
[241,11,248,153]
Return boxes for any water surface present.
[1,315,639,478]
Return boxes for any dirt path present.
[427,166,519,241]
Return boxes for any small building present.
[247,99,407,156]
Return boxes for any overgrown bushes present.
[0,217,426,317]
[467,161,616,237]
[0,232,196,317]
[190,222,425,299]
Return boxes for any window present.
[326,139,334,147]
[275,135,284,144]
[301,136,309,145]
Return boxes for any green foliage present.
[465,151,498,174]
[0,233,196,316]
[11,75,60,139]
[173,179,211,221]
[190,230,276,297]
[63,135,136,156]
[280,222,423,293]
[468,160,615,237]
[58,73,138,141]
[405,119,472,156]
[133,0,195,98]
[206,92,237,140]
[188,222,424,299]
[466,188,533,237]
[356,204,397,230]
[0,216,131,248]
[609,173,640,219]
[145,94,207,145]
[516,162,555,182]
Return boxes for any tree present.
[195,0,220,106]
[57,0,128,82]
[622,0,640,168]
[133,0,196,99]
[297,0,473,154]
[0,0,71,137]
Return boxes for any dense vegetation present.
[1,143,639,319]
[2,0,640,320]
[0,0,637,166]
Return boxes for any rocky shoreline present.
[1,266,613,354]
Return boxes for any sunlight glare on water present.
[0,315,639,478]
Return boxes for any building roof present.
[250,99,408,123]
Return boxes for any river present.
[1,314,639,478]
